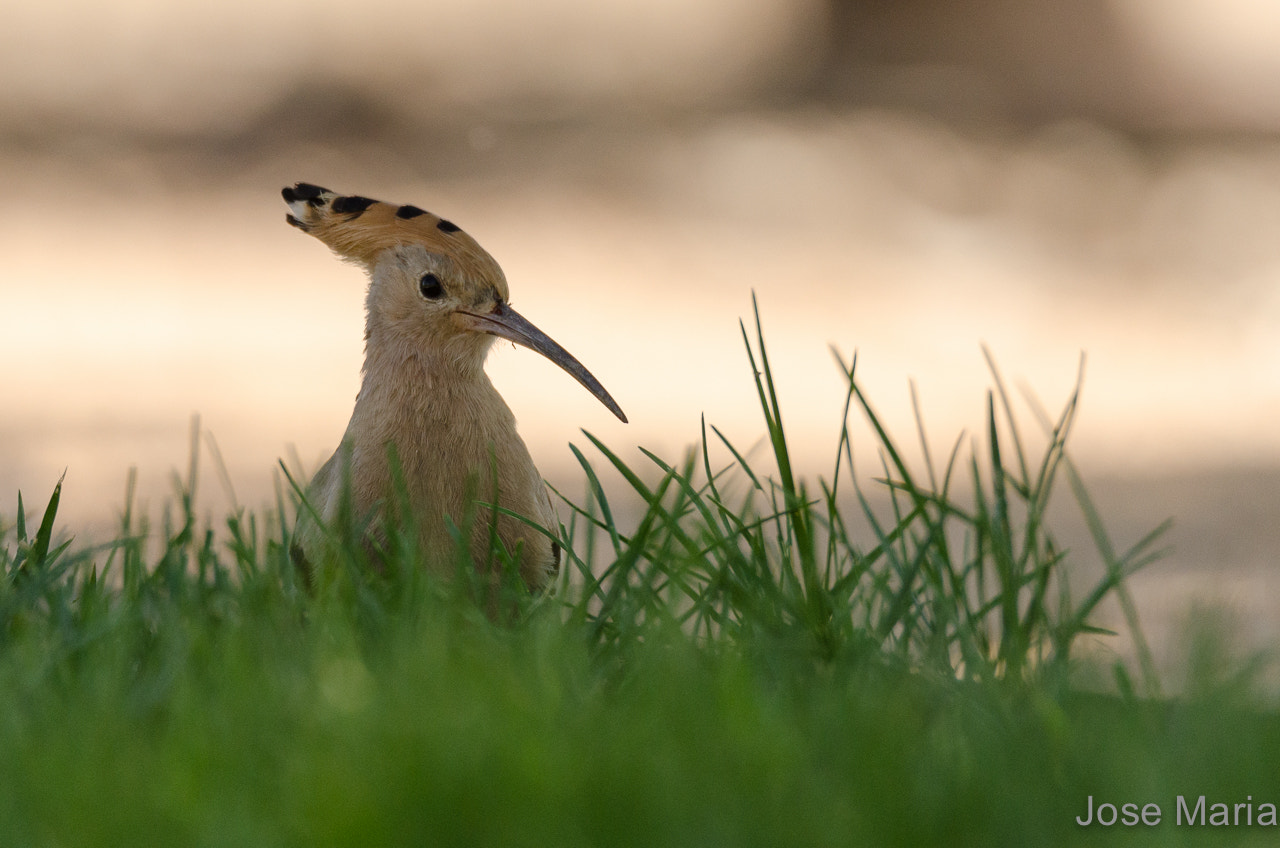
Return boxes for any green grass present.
[1,300,1276,847]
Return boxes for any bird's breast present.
[345,366,559,588]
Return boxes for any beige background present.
[4,0,1280,674]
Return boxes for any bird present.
[283,182,626,592]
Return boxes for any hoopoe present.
[284,183,626,591]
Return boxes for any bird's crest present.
[282,182,503,281]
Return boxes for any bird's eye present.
[419,273,444,300]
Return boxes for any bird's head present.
[283,182,626,423]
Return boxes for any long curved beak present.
[455,302,628,423]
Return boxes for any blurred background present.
[4,0,1280,670]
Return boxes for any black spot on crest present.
[283,183,327,204]
[436,219,461,234]
[331,195,378,216]
[395,205,427,219]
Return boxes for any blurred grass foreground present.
[1,304,1276,847]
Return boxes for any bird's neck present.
[350,320,501,438]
